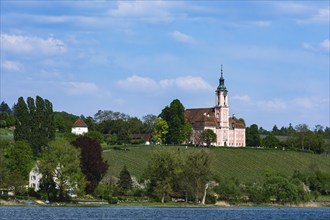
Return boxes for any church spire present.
[217,65,227,92]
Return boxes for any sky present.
[1,0,329,130]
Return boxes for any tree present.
[71,136,108,194]
[54,112,79,133]
[246,124,261,147]
[215,178,242,203]
[144,149,182,203]
[117,165,133,195]
[3,141,34,195]
[40,138,86,201]
[142,114,157,133]
[286,124,325,153]
[159,99,187,144]
[265,174,300,203]
[0,101,12,114]
[152,117,169,144]
[272,125,280,135]
[14,96,55,157]
[183,149,212,203]
[262,133,281,148]
[201,129,217,147]
[14,97,30,142]
[84,130,104,144]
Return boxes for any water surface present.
[0,206,329,220]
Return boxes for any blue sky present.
[1,0,329,130]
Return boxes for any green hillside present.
[102,145,330,183]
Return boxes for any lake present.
[0,206,329,220]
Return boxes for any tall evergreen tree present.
[14,97,30,142]
[117,165,133,194]
[0,101,12,114]
[14,96,55,157]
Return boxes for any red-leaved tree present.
[71,136,108,194]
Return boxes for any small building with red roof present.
[71,118,88,135]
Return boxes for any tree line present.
[246,123,329,154]
[3,98,328,152]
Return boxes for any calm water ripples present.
[0,206,329,220]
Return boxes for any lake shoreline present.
[1,199,329,208]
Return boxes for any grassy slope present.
[102,145,330,183]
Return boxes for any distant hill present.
[102,145,330,183]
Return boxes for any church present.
[186,67,246,147]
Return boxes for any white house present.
[71,118,88,135]
[29,164,43,191]
[28,163,77,197]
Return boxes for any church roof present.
[185,108,245,129]
[229,116,245,129]
[185,108,219,128]
[72,118,88,128]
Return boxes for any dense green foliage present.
[95,110,156,144]
[262,133,281,148]
[143,148,212,203]
[14,96,55,157]
[71,136,108,194]
[152,117,168,144]
[201,129,217,146]
[159,99,190,144]
[39,139,86,201]
[2,141,34,195]
[246,124,261,147]
[248,123,329,154]
[0,101,15,128]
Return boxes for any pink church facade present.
[186,67,246,147]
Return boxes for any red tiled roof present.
[185,108,218,128]
[229,116,245,129]
[72,118,88,128]
[185,108,245,129]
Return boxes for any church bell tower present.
[215,65,229,129]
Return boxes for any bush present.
[108,196,118,204]
[205,194,217,204]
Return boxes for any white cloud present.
[170,31,195,44]
[160,79,175,88]
[274,2,309,14]
[65,81,99,95]
[1,34,66,55]
[258,100,287,111]
[118,75,212,92]
[1,60,24,72]
[231,95,251,102]
[303,39,330,52]
[297,7,330,24]
[292,98,313,109]
[175,76,212,91]
[245,21,271,28]
[108,1,181,23]
[117,75,158,91]
[320,39,330,51]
